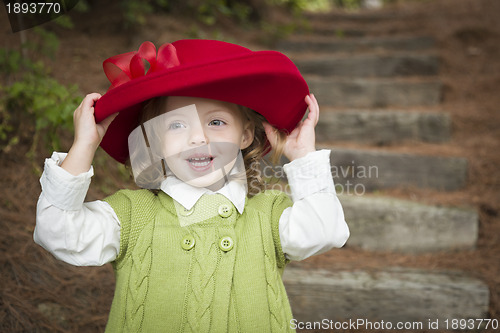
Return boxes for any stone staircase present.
[276,8,490,330]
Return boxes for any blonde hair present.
[236,105,287,196]
[138,96,287,197]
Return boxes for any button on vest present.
[219,236,234,252]
[181,235,195,250]
[218,204,233,218]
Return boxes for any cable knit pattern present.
[261,218,286,332]
[184,228,218,332]
[103,190,160,332]
[103,189,295,333]
[256,191,292,332]
[124,230,153,332]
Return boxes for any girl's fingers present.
[262,122,278,148]
[96,112,119,140]
[98,112,119,131]
[80,93,102,113]
[310,94,319,125]
[73,93,103,145]
[304,93,320,126]
[310,94,320,125]
[86,92,102,103]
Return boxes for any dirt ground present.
[0,0,499,332]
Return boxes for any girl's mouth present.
[186,155,214,172]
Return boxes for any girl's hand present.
[73,93,116,151]
[263,93,319,161]
[61,93,118,176]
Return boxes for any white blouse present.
[34,149,349,266]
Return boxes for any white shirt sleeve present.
[279,150,350,261]
[34,152,121,266]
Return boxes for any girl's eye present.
[209,119,226,126]
[168,122,185,130]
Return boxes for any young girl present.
[35,39,349,332]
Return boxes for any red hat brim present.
[94,39,309,164]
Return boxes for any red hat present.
[94,39,309,164]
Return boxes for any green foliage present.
[52,14,75,29]
[0,29,80,161]
[26,27,60,57]
[260,19,303,44]
[116,0,255,28]
[196,0,252,25]
[96,0,330,37]
[332,0,363,10]
[279,0,362,10]
[268,0,331,13]
[0,49,23,75]
[120,0,154,27]
[73,0,91,12]
[3,69,80,150]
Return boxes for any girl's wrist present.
[287,147,316,161]
[72,138,99,154]
[61,141,97,176]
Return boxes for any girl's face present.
[161,96,253,190]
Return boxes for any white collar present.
[160,176,247,214]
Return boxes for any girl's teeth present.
[192,161,209,166]
[189,157,212,167]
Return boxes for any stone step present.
[278,36,435,54]
[303,21,410,38]
[324,147,467,191]
[316,110,451,144]
[338,194,478,253]
[295,53,439,78]
[284,267,490,330]
[308,77,442,108]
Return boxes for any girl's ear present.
[240,122,254,150]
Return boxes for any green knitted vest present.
[103,189,295,332]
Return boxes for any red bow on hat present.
[103,41,180,90]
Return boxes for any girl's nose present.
[188,126,208,146]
